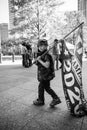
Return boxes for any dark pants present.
[22,54,25,66]
[38,80,59,102]
[22,54,32,67]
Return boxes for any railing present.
[0,55,22,63]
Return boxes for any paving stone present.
[81,117,87,130]
[23,110,83,130]
[0,101,44,130]
[0,63,87,130]
[0,87,31,102]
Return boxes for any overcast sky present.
[0,0,77,24]
[0,0,9,23]
[58,0,78,11]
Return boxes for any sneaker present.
[33,99,44,106]
[50,98,61,107]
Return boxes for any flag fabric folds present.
[61,26,87,117]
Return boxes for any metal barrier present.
[0,55,22,63]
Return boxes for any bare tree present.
[9,0,64,45]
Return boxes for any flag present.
[61,26,87,116]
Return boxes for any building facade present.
[78,0,87,19]
[8,0,15,30]
[0,23,8,42]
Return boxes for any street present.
[0,62,87,130]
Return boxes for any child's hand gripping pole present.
[32,56,41,65]
[32,41,60,65]
[32,50,48,65]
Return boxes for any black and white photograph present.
[0,0,87,130]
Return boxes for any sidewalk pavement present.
[0,61,87,130]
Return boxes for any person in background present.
[52,39,59,70]
[33,39,61,107]
[21,42,27,67]
[25,43,32,67]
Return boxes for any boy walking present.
[33,39,61,107]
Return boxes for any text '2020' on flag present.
[61,25,87,117]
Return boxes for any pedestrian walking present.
[52,39,63,70]
[33,39,61,107]
[52,39,59,70]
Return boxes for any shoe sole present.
[33,102,44,106]
[50,100,61,108]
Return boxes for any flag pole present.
[63,22,84,40]
[32,22,84,65]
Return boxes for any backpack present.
[47,54,55,80]
[40,53,55,81]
